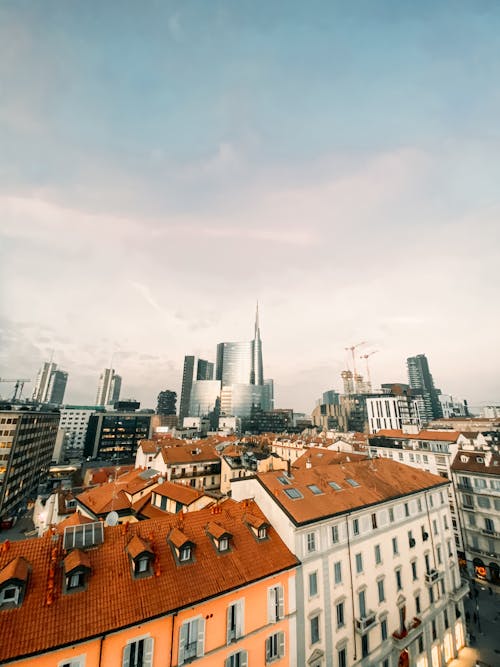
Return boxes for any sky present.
[1,1,499,413]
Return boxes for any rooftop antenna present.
[105,466,121,526]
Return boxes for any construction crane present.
[360,351,378,391]
[344,341,366,378]
[0,378,31,401]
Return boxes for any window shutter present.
[267,588,274,623]
[227,604,233,644]
[278,586,284,620]
[236,599,244,638]
[197,617,205,657]
[278,631,285,658]
[143,637,154,667]
[179,623,188,665]
[265,637,271,662]
[240,649,248,667]
[122,644,131,667]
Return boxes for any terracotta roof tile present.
[77,469,160,516]
[375,429,460,442]
[206,521,230,540]
[0,500,297,663]
[153,481,205,504]
[244,513,267,530]
[452,451,500,475]
[63,549,90,573]
[244,458,449,526]
[168,527,191,549]
[294,450,366,468]
[160,443,220,465]
[56,512,94,533]
[0,557,30,585]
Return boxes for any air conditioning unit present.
[425,569,439,584]
[422,531,429,541]
[409,538,416,548]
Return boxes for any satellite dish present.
[158,477,165,484]
[105,511,119,526]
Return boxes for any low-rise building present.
[220,445,286,495]
[232,455,468,667]
[0,500,298,667]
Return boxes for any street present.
[463,579,500,667]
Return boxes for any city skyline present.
[1,2,499,411]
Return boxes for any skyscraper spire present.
[254,300,260,340]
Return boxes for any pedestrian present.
[488,586,493,595]
[473,612,477,623]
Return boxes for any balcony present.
[392,617,422,650]
[355,611,377,634]
[481,528,499,537]
[425,569,441,585]
[449,580,470,603]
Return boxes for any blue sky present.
[1,1,499,411]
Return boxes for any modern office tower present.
[366,393,421,433]
[179,356,214,421]
[322,389,340,405]
[58,406,103,458]
[264,378,274,410]
[188,380,221,418]
[95,368,122,406]
[156,390,177,415]
[84,411,152,462]
[407,354,443,423]
[216,304,264,389]
[32,362,68,405]
[0,407,59,518]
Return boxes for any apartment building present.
[232,456,468,667]
[367,429,464,551]
[451,450,500,584]
[58,406,102,457]
[0,499,298,666]
[0,408,59,519]
[136,440,221,491]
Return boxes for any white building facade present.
[232,458,468,667]
[366,395,421,434]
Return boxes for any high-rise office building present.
[216,304,264,389]
[179,356,214,421]
[95,368,122,406]
[156,390,177,415]
[407,354,443,423]
[32,361,68,405]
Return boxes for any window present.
[346,478,360,487]
[392,537,398,555]
[429,586,434,604]
[308,484,322,495]
[0,586,19,605]
[123,637,154,667]
[411,560,417,581]
[331,525,339,544]
[361,634,369,658]
[431,619,437,641]
[268,585,284,623]
[371,513,377,529]
[306,532,316,553]
[352,519,359,536]
[310,615,320,644]
[374,544,382,564]
[395,568,402,590]
[309,572,318,597]
[418,635,424,654]
[358,590,366,617]
[389,507,394,522]
[377,579,385,603]
[381,618,388,641]
[60,658,86,667]
[329,481,342,491]
[336,601,345,627]
[338,647,347,667]
[408,530,416,548]
[284,488,302,499]
[227,600,244,643]
[462,493,473,508]
[433,519,438,535]
[136,557,150,574]
[424,553,431,574]
[417,498,423,512]
[437,545,442,565]
[179,617,205,664]
[415,595,421,614]
[219,537,229,552]
[68,573,84,590]
[225,651,248,667]
[355,553,363,574]
[484,518,495,534]
[443,515,448,530]
[266,632,285,663]
[404,503,410,517]
[334,561,342,584]
[444,609,449,630]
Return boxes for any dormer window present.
[68,572,84,589]
[258,526,267,540]
[126,535,154,578]
[245,512,269,541]
[206,521,232,554]
[63,549,91,593]
[0,557,30,609]
[169,527,195,565]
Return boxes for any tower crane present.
[344,341,366,378]
[0,378,31,401]
[360,351,378,390]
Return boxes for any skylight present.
[284,488,303,499]
[328,481,342,491]
[308,484,323,495]
[346,478,360,487]
[63,522,104,550]
[277,476,290,486]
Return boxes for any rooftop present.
[0,499,297,663]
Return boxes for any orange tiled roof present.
[64,549,90,573]
[374,429,460,442]
[244,458,449,526]
[452,451,500,475]
[244,513,267,529]
[294,450,366,468]
[136,501,169,520]
[153,481,205,505]
[0,557,29,585]
[206,521,230,539]
[169,527,191,548]
[77,469,160,516]
[160,443,220,465]
[0,500,297,663]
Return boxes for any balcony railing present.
[355,611,377,634]
[392,617,422,649]
[425,569,441,585]
[481,528,499,537]
[448,580,470,603]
